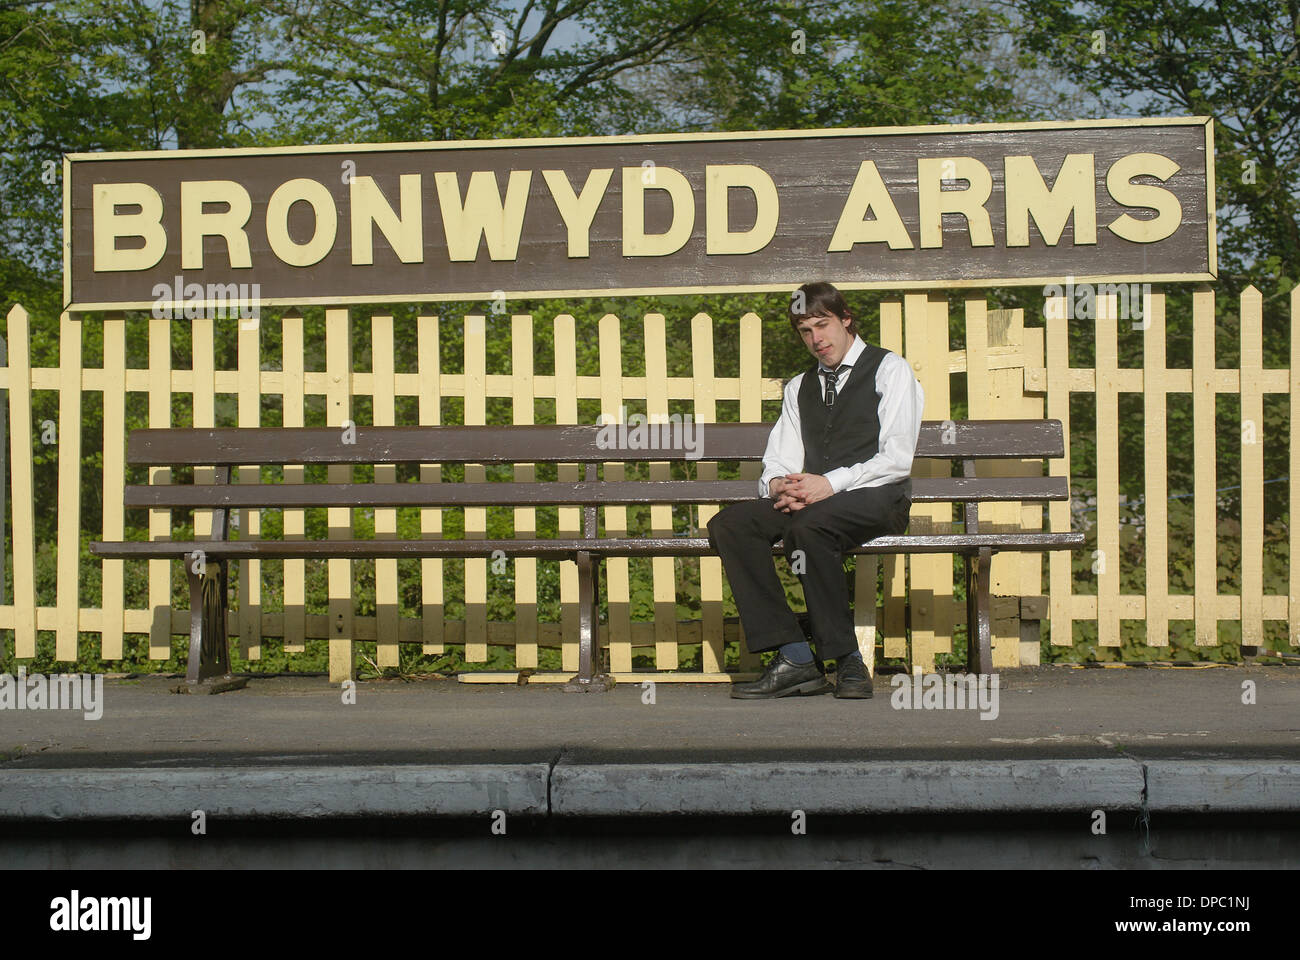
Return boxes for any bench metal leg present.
[563,550,614,692]
[964,553,975,673]
[180,554,247,695]
[965,548,993,675]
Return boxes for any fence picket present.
[512,314,538,670]
[326,308,354,681]
[418,314,445,655]
[281,311,307,654]
[724,312,765,675]
[100,313,126,660]
[1096,294,1121,648]
[690,313,719,674]
[55,313,83,662]
[237,314,262,659]
[1292,286,1300,649]
[878,300,907,659]
[1239,287,1264,651]
[1192,287,1218,646]
[1143,290,1170,647]
[1045,297,1074,650]
[373,314,400,667]
[147,316,172,659]
[600,314,633,673]
[6,306,37,658]
[1020,320,1047,662]
[644,313,676,674]
[554,314,580,672]
[463,316,487,664]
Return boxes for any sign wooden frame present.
[64,116,1216,312]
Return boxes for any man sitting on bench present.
[707,281,924,700]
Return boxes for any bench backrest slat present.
[125,420,1064,466]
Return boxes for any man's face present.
[795,310,855,369]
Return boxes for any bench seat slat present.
[125,420,1065,466]
[123,476,1071,509]
[90,532,1084,561]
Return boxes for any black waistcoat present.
[797,342,892,474]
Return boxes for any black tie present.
[822,364,850,407]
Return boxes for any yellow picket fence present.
[0,284,1294,680]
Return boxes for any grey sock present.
[779,640,815,664]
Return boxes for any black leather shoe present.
[731,652,830,699]
[833,656,873,699]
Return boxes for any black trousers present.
[706,480,911,661]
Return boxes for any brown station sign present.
[63,117,1216,312]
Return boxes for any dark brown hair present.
[788,281,859,338]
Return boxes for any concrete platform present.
[0,664,1296,819]
[1,665,1296,867]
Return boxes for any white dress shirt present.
[758,335,925,498]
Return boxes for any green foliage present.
[1017,0,1300,295]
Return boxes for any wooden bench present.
[89,420,1084,691]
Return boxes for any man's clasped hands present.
[769,474,834,513]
